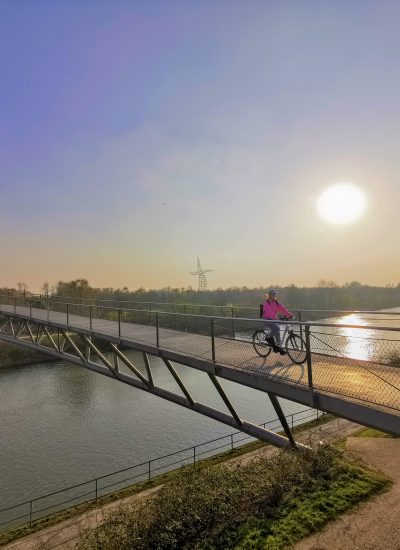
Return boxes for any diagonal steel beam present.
[267,393,297,449]
[109,343,150,386]
[162,358,195,407]
[9,318,15,337]
[43,326,60,353]
[25,321,35,344]
[35,324,43,344]
[113,354,119,372]
[81,335,114,370]
[208,373,242,427]
[61,330,86,362]
[142,352,154,389]
[15,320,25,339]
[0,316,10,333]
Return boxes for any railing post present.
[231,307,235,339]
[95,479,98,501]
[231,434,234,451]
[211,319,216,363]
[47,301,50,323]
[118,308,121,340]
[29,500,33,526]
[14,297,16,314]
[184,305,188,332]
[30,300,32,319]
[156,313,159,348]
[193,446,196,464]
[67,304,70,328]
[148,460,151,482]
[298,310,303,344]
[90,305,93,331]
[305,325,314,394]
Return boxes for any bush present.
[78,445,340,550]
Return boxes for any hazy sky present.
[1,0,399,291]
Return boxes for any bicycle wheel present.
[252,330,272,358]
[285,333,307,364]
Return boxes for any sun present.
[317,184,367,225]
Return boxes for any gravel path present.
[295,437,400,550]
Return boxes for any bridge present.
[1,295,399,449]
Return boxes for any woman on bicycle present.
[259,289,294,354]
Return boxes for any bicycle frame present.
[264,319,294,346]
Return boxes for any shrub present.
[78,445,340,550]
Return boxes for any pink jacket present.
[261,300,292,320]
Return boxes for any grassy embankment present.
[0,342,51,368]
[0,414,333,546]
[0,335,115,369]
[76,443,390,550]
[0,417,392,549]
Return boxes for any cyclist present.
[259,289,294,354]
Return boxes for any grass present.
[76,446,390,550]
[230,463,389,549]
[353,427,393,438]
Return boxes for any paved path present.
[296,437,400,550]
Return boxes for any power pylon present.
[189,257,213,291]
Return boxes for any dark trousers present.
[264,321,281,345]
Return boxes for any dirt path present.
[1,486,160,550]
[295,437,400,550]
[1,418,360,550]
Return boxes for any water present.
[310,307,400,361]
[0,351,307,510]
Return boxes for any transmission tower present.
[189,257,213,291]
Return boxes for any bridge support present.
[0,312,309,450]
[267,393,297,449]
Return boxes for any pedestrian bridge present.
[1,296,399,449]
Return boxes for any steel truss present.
[0,313,306,450]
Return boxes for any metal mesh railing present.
[0,297,399,415]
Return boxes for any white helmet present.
[267,289,278,296]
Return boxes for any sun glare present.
[317,184,367,225]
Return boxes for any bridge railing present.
[0,407,326,532]
[3,291,400,326]
[1,296,400,414]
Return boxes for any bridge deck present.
[1,304,400,432]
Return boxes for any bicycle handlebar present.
[278,315,295,321]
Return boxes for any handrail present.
[3,292,400,317]
[2,296,400,333]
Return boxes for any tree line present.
[3,279,400,311]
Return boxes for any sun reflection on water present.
[339,314,374,361]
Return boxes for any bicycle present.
[252,317,307,364]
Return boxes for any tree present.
[42,282,50,296]
[17,282,28,294]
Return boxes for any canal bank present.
[0,342,50,369]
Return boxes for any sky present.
[1,0,399,291]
